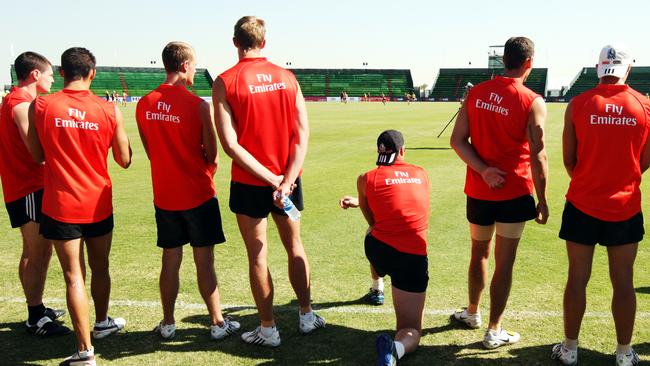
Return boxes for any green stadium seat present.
[431,68,547,100]
[564,66,650,99]
[10,66,213,97]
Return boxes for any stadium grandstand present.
[429,45,547,101]
[563,66,650,99]
[430,68,548,101]
[289,68,413,99]
[10,65,214,97]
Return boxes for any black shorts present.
[5,190,43,228]
[467,194,537,226]
[229,178,304,219]
[364,234,428,293]
[559,201,644,246]
[40,214,114,240]
[155,197,226,249]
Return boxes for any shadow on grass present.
[636,286,650,294]
[636,342,650,355]
[2,320,78,365]
[86,303,391,365]
[411,342,616,365]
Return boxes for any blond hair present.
[162,41,194,73]
[234,16,266,50]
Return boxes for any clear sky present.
[2,0,648,90]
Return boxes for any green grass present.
[2,101,650,365]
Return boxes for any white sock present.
[79,347,94,357]
[300,310,314,320]
[372,278,384,292]
[563,338,578,351]
[95,318,109,327]
[260,325,276,338]
[394,341,405,359]
[616,344,631,355]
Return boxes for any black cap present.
[376,130,404,166]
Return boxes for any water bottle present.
[281,195,301,222]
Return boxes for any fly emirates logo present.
[384,171,422,186]
[54,108,99,131]
[249,74,286,94]
[590,104,637,126]
[146,101,180,123]
[475,93,509,116]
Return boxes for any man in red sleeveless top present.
[26,47,132,366]
[450,37,548,349]
[340,130,430,366]
[551,45,650,366]
[0,52,69,337]
[213,16,324,347]
[136,41,239,341]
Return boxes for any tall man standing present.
[551,45,650,366]
[213,16,324,347]
[0,51,69,336]
[136,41,239,341]
[450,37,548,349]
[27,47,132,366]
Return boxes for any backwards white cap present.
[597,45,633,79]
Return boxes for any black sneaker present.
[365,288,385,306]
[44,307,66,321]
[26,316,72,337]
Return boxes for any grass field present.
[2,101,650,365]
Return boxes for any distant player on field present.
[121,90,127,107]
[213,15,324,347]
[136,41,239,341]
[0,52,69,337]
[339,130,430,366]
[27,47,132,366]
[449,36,548,349]
[551,45,650,366]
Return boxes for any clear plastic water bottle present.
[281,195,301,221]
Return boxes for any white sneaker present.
[60,347,96,366]
[551,343,578,365]
[616,349,640,366]
[483,328,520,349]
[210,318,241,340]
[92,316,126,339]
[153,321,176,339]
[299,312,326,334]
[452,308,482,329]
[241,326,281,347]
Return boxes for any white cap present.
[597,45,633,79]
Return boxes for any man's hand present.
[535,201,549,224]
[272,180,294,209]
[480,167,507,189]
[339,196,359,209]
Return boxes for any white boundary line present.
[3,296,650,319]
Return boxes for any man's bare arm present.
[26,101,44,164]
[111,105,132,169]
[357,174,374,228]
[449,102,506,189]
[273,85,310,205]
[562,102,577,177]
[199,101,218,173]
[527,97,549,224]
[212,77,281,187]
